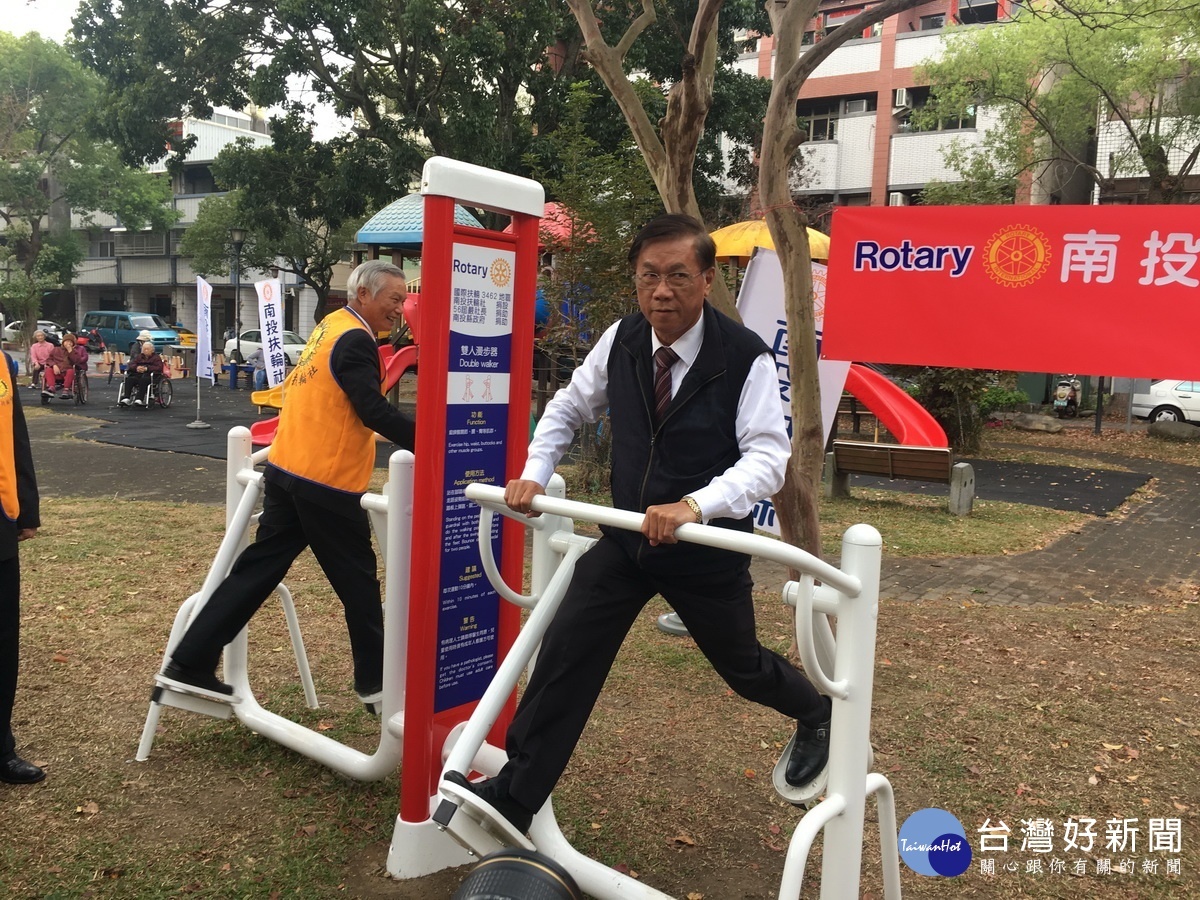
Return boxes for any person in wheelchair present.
[28,331,54,392]
[51,333,88,400]
[120,341,164,407]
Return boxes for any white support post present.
[426,485,895,900]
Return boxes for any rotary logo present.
[982,225,1052,288]
[0,378,8,400]
[490,258,512,288]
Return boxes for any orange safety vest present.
[267,308,383,494]
[0,357,19,520]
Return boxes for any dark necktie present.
[653,346,679,421]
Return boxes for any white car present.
[1131,380,1200,424]
[4,319,64,344]
[224,329,308,365]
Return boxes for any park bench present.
[836,394,878,439]
[824,440,975,516]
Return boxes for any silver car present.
[1131,380,1200,424]
[224,329,307,365]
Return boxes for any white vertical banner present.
[196,276,215,384]
[736,250,851,535]
[255,277,286,387]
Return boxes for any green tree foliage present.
[918,0,1200,203]
[526,84,662,488]
[180,117,397,323]
[0,31,174,347]
[71,0,571,183]
[900,367,992,453]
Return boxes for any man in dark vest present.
[449,214,831,831]
[1,350,44,784]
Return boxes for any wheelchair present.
[117,371,173,409]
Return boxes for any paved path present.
[880,452,1200,607]
[24,376,1200,609]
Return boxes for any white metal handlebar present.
[463,483,862,598]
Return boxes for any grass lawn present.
[1,423,1197,897]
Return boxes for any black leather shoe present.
[785,717,831,788]
[161,661,233,696]
[0,754,46,785]
[444,771,534,833]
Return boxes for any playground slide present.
[249,343,419,446]
[843,363,947,447]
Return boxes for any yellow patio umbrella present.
[709,219,831,262]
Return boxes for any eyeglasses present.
[633,270,707,289]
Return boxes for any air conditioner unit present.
[889,192,909,206]
[893,87,911,109]
[845,98,869,114]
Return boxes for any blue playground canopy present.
[356,194,484,249]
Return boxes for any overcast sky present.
[8,0,80,42]
[6,0,351,140]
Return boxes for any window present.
[116,233,167,256]
[802,30,817,45]
[958,0,999,25]
[797,99,840,141]
[88,239,115,258]
[920,14,946,30]
[897,86,976,131]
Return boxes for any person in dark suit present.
[0,350,44,784]
[448,214,830,831]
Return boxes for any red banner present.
[821,206,1200,380]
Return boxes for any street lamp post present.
[230,227,246,363]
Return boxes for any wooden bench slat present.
[831,440,953,484]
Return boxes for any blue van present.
[80,311,179,354]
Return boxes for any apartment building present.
[70,110,315,341]
[736,1,1019,224]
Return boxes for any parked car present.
[80,311,178,355]
[1131,380,1200,424]
[224,329,307,365]
[3,320,63,345]
[172,326,197,348]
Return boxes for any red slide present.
[843,364,947,447]
[249,343,419,447]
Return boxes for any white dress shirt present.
[520,313,791,522]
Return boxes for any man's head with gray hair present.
[347,260,406,300]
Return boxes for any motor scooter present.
[1053,376,1081,418]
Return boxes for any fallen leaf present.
[52,653,69,664]
[671,834,695,847]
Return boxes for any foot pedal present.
[656,611,690,636]
[772,732,829,808]
[155,674,241,706]
[436,776,535,855]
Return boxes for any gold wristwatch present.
[682,495,703,523]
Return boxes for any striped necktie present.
[653,345,679,421]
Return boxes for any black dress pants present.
[501,536,825,813]
[169,480,384,693]
[1,555,21,757]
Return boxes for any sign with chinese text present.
[195,276,215,384]
[822,207,1200,379]
[434,242,515,712]
[254,278,286,386]
[736,250,850,535]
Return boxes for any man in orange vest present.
[1,350,44,784]
[162,261,416,712]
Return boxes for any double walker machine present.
[137,158,901,899]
